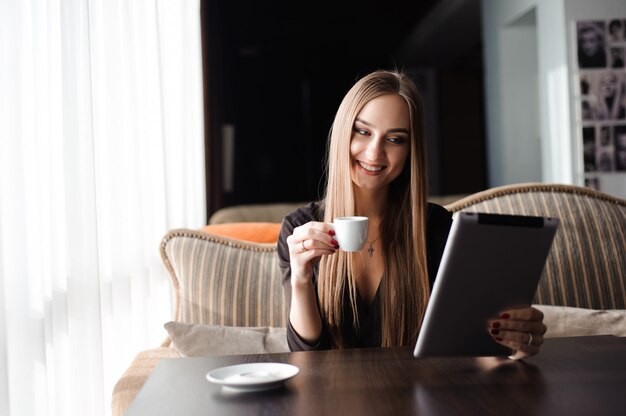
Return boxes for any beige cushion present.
[447,183,626,310]
[161,230,288,328]
[537,304,626,337]
[165,321,288,356]
[208,202,307,224]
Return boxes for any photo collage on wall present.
[575,19,626,191]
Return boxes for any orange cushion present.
[200,222,282,243]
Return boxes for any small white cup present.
[332,216,369,252]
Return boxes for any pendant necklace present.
[367,235,380,257]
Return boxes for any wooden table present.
[126,335,626,415]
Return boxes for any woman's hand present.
[488,306,547,360]
[286,221,337,344]
[286,221,339,286]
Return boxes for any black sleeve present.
[426,203,453,289]
[277,202,331,351]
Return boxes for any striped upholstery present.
[161,229,288,328]
[445,183,626,310]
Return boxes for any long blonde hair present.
[318,70,429,348]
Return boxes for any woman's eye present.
[353,127,369,136]
[387,137,406,144]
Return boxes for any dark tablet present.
[413,212,559,357]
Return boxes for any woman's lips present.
[356,160,385,175]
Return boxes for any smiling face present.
[349,94,411,192]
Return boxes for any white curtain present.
[0,1,206,415]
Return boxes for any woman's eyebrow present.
[388,128,410,134]
[355,118,409,134]
[355,117,372,126]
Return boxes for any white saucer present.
[206,363,299,392]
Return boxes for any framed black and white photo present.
[608,19,624,43]
[577,21,607,69]
[590,71,626,121]
[610,47,625,68]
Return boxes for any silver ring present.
[527,332,533,346]
[301,240,307,251]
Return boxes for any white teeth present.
[358,161,383,172]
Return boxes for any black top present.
[277,202,453,351]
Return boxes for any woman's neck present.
[354,187,389,218]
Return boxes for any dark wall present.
[202,0,486,216]
[438,70,487,195]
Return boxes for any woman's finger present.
[293,222,335,240]
[292,222,339,252]
[298,237,337,255]
[287,234,336,257]
[487,306,547,359]
[489,318,547,335]
[497,307,544,322]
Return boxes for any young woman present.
[277,70,546,359]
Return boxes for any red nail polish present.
[492,322,500,329]
[328,230,336,236]
[490,329,500,335]
[500,313,510,319]
[330,239,338,246]
[496,337,503,342]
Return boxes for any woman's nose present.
[365,137,384,161]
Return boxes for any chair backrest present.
[160,229,287,328]
[445,183,626,309]
[208,202,307,224]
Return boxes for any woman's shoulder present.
[280,201,324,238]
[426,202,453,237]
[283,201,324,226]
[425,203,453,285]
[427,202,452,222]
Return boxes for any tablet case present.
[414,212,559,357]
